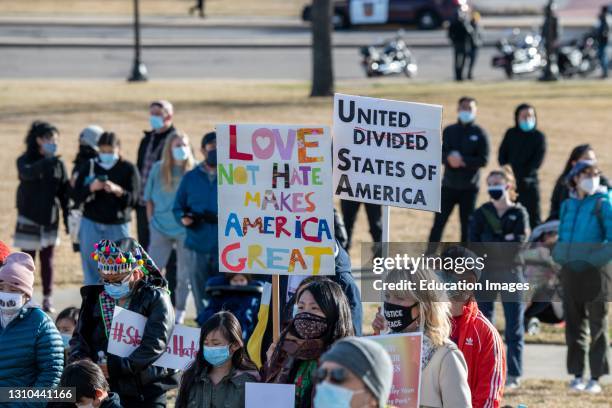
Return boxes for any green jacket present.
[185,367,259,408]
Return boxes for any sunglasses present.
[314,367,349,385]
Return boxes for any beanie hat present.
[79,125,104,150]
[91,237,159,278]
[320,337,393,408]
[0,252,35,298]
[150,100,174,117]
[0,241,10,265]
[201,131,216,148]
[566,160,596,183]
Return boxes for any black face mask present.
[487,188,504,201]
[383,301,419,333]
[205,149,217,167]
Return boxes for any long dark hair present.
[514,103,537,128]
[556,144,593,186]
[292,279,354,344]
[24,120,58,156]
[175,312,256,408]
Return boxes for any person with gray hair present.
[314,337,393,408]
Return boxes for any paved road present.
[33,285,611,384]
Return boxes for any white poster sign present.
[245,383,295,408]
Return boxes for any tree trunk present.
[310,0,334,97]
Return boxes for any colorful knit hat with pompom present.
[91,237,157,277]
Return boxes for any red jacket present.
[451,301,506,408]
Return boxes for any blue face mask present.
[150,115,165,130]
[172,146,189,161]
[458,110,476,124]
[104,280,131,300]
[519,118,536,132]
[61,333,72,348]
[205,149,217,167]
[99,152,118,165]
[314,381,355,408]
[203,345,231,367]
[42,142,57,156]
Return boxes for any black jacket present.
[16,152,70,229]
[100,392,123,408]
[468,202,530,244]
[498,127,546,184]
[448,17,472,49]
[136,126,177,205]
[68,273,178,401]
[71,158,140,225]
[442,122,490,190]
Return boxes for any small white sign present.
[245,383,295,408]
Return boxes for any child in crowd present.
[196,273,263,340]
[55,306,80,351]
[176,311,259,408]
[60,359,123,408]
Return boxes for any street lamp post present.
[128,0,148,82]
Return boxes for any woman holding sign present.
[175,311,259,408]
[68,238,177,408]
[264,279,354,408]
[371,267,472,408]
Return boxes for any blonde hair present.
[384,267,451,347]
[160,132,195,191]
[488,165,518,202]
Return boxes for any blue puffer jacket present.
[553,190,612,268]
[0,306,64,407]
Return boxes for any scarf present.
[421,334,438,370]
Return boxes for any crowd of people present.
[0,96,609,408]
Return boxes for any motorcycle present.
[492,29,546,78]
[360,33,418,78]
[557,30,600,78]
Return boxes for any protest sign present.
[245,383,295,408]
[370,332,422,408]
[333,93,443,212]
[349,0,389,25]
[107,307,200,370]
[217,124,335,276]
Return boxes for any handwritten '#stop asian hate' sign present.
[216,124,335,276]
[107,307,200,370]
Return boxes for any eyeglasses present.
[314,367,348,385]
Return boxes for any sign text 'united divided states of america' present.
[333,93,442,212]
[217,124,335,276]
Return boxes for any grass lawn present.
[2,78,610,284]
[0,0,310,17]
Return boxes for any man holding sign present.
[69,238,177,408]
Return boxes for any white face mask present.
[579,176,600,195]
[0,291,23,311]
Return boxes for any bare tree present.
[310,0,334,96]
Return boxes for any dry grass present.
[0,79,610,287]
[0,0,310,17]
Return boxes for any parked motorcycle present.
[492,29,546,78]
[557,30,600,78]
[360,33,418,78]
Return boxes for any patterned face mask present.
[293,312,328,340]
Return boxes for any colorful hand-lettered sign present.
[217,124,335,276]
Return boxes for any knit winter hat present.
[0,240,10,265]
[320,337,393,408]
[79,125,104,150]
[0,252,35,298]
[150,100,174,117]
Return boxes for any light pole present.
[128,0,148,82]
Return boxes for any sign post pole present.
[272,275,280,342]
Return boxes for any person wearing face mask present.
[0,252,64,400]
[549,144,610,220]
[55,306,80,359]
[14,120,70,313]
[498,103,547,228]
[437,245,506,408]
[175,311,259,408]
[173,131,219,317]
[69,238,177,407]
[429,96,490,244]
[552,160,611,394]
[144,132,195,324]
[313,337,393,408]
[57,360,123,408]
[136,100,178,250]
[264,280,354,408]
[72,133,140,285]
[468,166,530,390]
[371,267,471,407]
